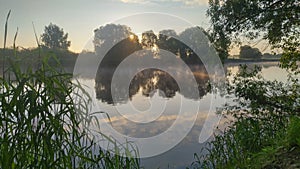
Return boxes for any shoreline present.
[224,58,280,66]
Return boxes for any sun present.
[152,44,159,53]
[129,34,135,40]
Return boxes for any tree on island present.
[239,45,262,59]
[41,23,71,50]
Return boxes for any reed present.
[0,11,141,169]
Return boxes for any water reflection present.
[95,66,209,104]
[93,35,211,103]
[90,24,217,168]
[88,64,288,168]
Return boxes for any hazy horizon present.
[0,0,277,55]
[0,0,210,52]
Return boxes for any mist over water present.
[73,63,285,169]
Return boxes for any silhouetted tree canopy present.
[207,0,300,67]
[239,45,262,59]
[93,24,138,54]
[141,30,158,49]
[158,30,178,42]
[41,23,71,50]
[93,24,141,66]
[93,24,211,67]
[157,30,179,55]
[178,27,212,64]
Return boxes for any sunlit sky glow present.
[1,0,274,55]
[0,0,210,53]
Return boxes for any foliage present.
[193,1,300,167]
[1,13,140,168]
[191,65,300,168]
[93,24,138,54]
[287,116,300,147]
[158,29,178,41]
[93,24,215,64]
[239,45,262,59]
[141,30,158,49]
[0,56,141,169]
[262,52,281,59]
[279,31,300,74]
[207,0,300,64]
[41,23,71,50]
[0,47,78,78]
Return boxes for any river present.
[71,61,289,169]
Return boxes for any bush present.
[287,116,300,147]
[191,65,299,169]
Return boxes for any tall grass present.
[2,10,11,79]
[0,11,141,169]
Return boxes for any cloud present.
[120,0,150,4]
[119,0,208,6]
[171,0,208,5]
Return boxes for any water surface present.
[75,62,287,169]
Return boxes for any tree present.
[207,0,300,68]
[41,23,71,50]
[93,24,140,62]
[157,29,178,53]
[239,45,262,59]
[141,30,158,49]
[93,24,139,54]
[158,29,178,42]
[194,1,300,167]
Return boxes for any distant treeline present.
[230,45,282,60]
[0,47,78,74]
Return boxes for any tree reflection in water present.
[95,66,209,104]
[93,24,211,104]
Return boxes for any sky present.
[0,0,210,53]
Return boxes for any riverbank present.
[224,58,280,66]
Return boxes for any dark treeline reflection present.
[95,67,209,104]
[93,24,211,104]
